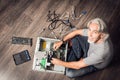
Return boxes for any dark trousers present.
[65,35,98,78]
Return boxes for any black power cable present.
[47,10,73,30]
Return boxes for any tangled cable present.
[47,11,73,30]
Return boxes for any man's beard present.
[88,37,100,44]
[88,39,94,43]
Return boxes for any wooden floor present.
[0,0,120,80]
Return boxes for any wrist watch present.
[61,39,66,44]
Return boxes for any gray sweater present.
[83,29,113,69]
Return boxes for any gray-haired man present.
[51,18,113,78]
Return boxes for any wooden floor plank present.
[0,0,120,80]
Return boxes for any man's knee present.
[65,67,93,78]
[65,69,76,78]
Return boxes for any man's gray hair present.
[87,18,108,34]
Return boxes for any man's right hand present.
[53,41,63,50]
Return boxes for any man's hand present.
[51,58,63,65]
[51,58,88,69]
[53,41,63,50]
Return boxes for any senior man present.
[51,18,113,78]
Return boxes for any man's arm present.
[51,58,88,69]
[62,29,83,41]
[53,29,83,50]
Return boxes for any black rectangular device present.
[13,50,31,65]
[12,37,32,46]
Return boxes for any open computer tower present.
[32,37,68,74]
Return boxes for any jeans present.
[65,35,98,78]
